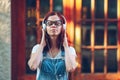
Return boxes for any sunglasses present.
[45,20,62,26]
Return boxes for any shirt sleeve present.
[31,44,40,54]
[69,46,77,57]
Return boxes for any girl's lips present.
[51,28,57,31]
[51,29,56,32]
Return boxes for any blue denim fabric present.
[37,51,68,80]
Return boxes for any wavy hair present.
[42,12,66,52]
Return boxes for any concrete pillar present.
[0,0,11,80]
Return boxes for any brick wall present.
[0,0,11,80]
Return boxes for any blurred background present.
[0,0,11,80]
[1,0,119,80]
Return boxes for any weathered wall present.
[0,0,11,80]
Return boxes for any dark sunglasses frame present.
[45,20,63,26]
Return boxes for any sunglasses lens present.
[46,20,62,26]
[46,21,53,26]
[55,21,62,26]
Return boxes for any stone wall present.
[0,0,11,80]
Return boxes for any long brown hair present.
[42,12,66,52]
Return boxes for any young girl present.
[28,12,77,80]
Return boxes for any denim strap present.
[61,50,65,57]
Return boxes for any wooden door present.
[12,0,65,80]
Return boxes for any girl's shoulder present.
[69,46,76,56]
[31,44,40,53]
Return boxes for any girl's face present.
[46,15,62,37]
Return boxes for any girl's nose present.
[51,23,57,28]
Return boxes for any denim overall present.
[37,51,68,80]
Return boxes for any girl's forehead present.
[47,15,60,21]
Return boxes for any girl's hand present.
[40,29,46,47]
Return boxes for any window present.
[81,0,118,73]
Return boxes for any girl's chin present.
[50,33,59,36]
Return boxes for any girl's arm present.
[63,33,77,72]
[64,46,77,72]
[28,44,44,70]
[28,29,46,70]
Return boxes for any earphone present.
[42,15,67,30]
[42,20,46,30]
[62,15,67,30]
